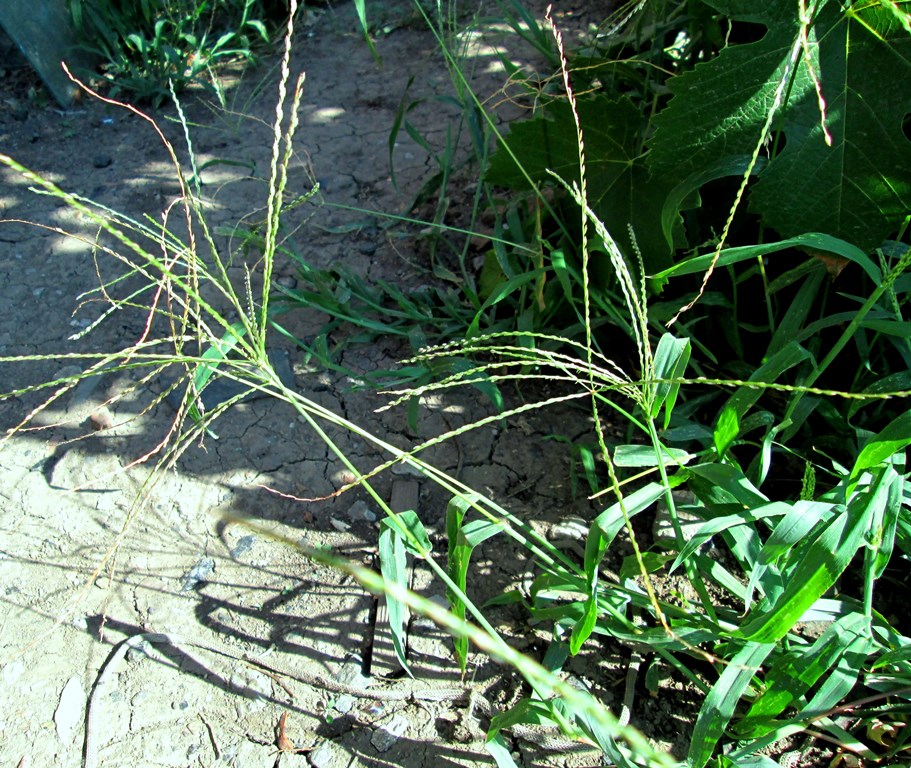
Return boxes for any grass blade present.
[689,642,777,768]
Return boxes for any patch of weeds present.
[68,0,277,106]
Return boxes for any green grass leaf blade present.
[446,495,471,672]
[739,472,887,643]
[352,0,379,60]
[613,444,694,467]
[850,410,911,488]
[713,406,740,459]
[689,642,777,768]
[485,734,520,768]
[651,333,691,429]
[739,613,870,735]
[188,321,248,422]
[652,234,882,284]
[377,525,412,676]
[723,341,813,422]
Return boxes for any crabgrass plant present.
[2,1,910,767]
[0,4,672,768]
[363,4,911,768]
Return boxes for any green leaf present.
[485,734,520,768]
[738,613,870,735]
[850,409,911,486]
[723,341,813,422]
[380,510,431,557]
[446,495,471,672]
[689,642,777,768]
[445,497,505,672]
[750,2,911,249]
[714,406,740,458]
[188,321,248,422]
[653,234,882,284]
[620,551,674,580]
[377,526,412,676]
[651,333,691,429]
[650,0,911,250]
[738,469,887,643]
[613,443,694,467]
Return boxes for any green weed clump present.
[68,0,275,105]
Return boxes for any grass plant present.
[2,1,911,767]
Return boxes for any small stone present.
[229,534,255,559]
[370,712,409,752]
[330,517,350,532]
[310,740,344,768]
[346,499,377,523]
[93,154,112,168]
[89,408,113,431]
[275,274,298,290]
[180,557,215,591]
[333,693,356,713]
[54,676,85,744]
[126,640,154,663]
[550,516,588,542]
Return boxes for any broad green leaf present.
[188,321,248,422]
[745,501,838,607]
[687,463,769,508]
[445,501,506,671]
[650,0,911,250]
[766,267,825,357]
[749,2,911,249]
[446,495,470,672]
[486,95,680,271]
[569,591,598,656]
[485,734,520,768]
[723,341,813,421]
[799,620,875,719]
[672,503,795,575]
[380,510,431,557]
[587,482,669,573]
[613,444,694,467]
[738,613,870,735]
[377,526,412,676]
[620,551,674,580]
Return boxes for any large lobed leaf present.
[649,0,911,251]
[486,95,681,272]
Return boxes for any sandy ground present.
[0,3,641,767]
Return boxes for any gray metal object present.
[0,1,96,106]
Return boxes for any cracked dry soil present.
[0,3,687,767]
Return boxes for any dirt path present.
[0,3,627,767]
